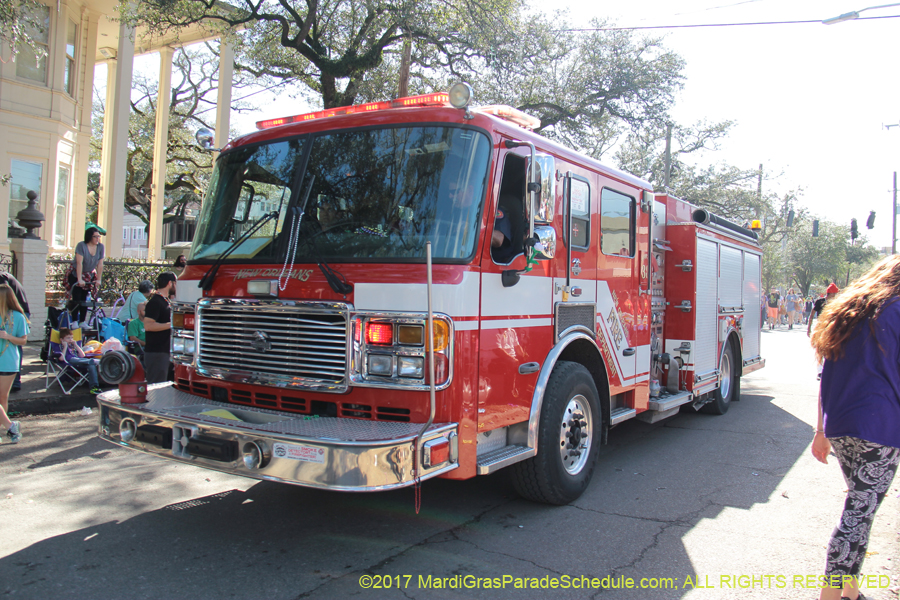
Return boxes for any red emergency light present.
[365,322,393,346]
[256,93,450,130]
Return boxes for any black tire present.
[701,342,739,415]
[510,361,602,505]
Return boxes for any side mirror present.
[195,128,218,151]
[531,226,556,260]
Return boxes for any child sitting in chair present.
[58,327,102,394]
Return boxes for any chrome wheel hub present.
[720,350,732,399]
[559,394,592,475]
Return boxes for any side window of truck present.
[600,188,636,257]
[567,177,590,251]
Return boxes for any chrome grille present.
[197,300,349,390]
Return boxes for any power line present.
[555,13,900,31]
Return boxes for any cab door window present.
[600,188,636,257]
[566,176,590,251]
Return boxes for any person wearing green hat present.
[65,227,105,324]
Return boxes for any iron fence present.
[46,256,174,306]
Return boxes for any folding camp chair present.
[45,323,93,395]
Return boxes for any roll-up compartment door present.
[694,239,718,376]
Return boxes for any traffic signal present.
[786,209,795,228]
[850,218,859,241]
[866,210,876,229]
[812,220,819,237]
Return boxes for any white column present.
[71,9,100,250]
[9,238,49,341]
[96,19,135,259]
[214,38,234,150]
[148,47,174,262]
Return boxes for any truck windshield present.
[191,138,304,261]
[190,126,491,262]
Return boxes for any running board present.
[638,391,694,424]
[476,445,535,475]
[610,407,636,425]
[648,390,693,412]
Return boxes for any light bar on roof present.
[256,93,450,130]
[476,105,541,130]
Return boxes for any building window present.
[9,159,43,226]
[55,166,70,246]
[15,3,51,84]
[123,226,129,242]
[64,20,77,95]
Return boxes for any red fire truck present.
[97,84,764,505]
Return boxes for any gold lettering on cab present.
[233,268,313,281]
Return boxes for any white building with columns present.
[0,0,234,336]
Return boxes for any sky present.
[121,0,900,249]
[569,0,900,249]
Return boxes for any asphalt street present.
[0,325,897,600]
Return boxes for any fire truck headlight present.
[172,337,185,354]
[367,354,393,377]
[398,356,424,379]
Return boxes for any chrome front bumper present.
[96,384,458,491]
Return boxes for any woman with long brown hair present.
[810,255,900,600]
[0,283,29,443]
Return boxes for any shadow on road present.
[0,386,815,600]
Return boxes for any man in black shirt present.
[143,272,176,384]
[807,283,839,337]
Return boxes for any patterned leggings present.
[824,436,900,580]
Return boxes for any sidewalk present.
[7,341,97,416]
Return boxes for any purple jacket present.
[821,299,900,449]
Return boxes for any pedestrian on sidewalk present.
[766,289,780,329]
[0,402,19,443]
[785,288,800,329]
[810,256,900,600]
[0,284,30,443]
[58,328,102,394]
[143,272,176,384]
[0,271,31,392]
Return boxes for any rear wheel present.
[702,343,739,415]
[511,361,601,505]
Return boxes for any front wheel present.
[701,343,739,415]
[511,361,602,505]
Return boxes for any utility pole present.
[886,123,899,253]
[756,163,763,218]
[890,172,898,254]
[664,123,673,190]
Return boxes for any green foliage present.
[120,0,524,109]
[0,0,47,59]
[471,16,685,159]
[786,220,847,296]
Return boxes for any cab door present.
[552,171,599,349]
[595,186,644,390]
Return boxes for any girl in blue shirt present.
[810,255,900,600]
[0,284,29,444]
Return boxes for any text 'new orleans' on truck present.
[97,84,765,505]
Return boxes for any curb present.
[11,393,97,416]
